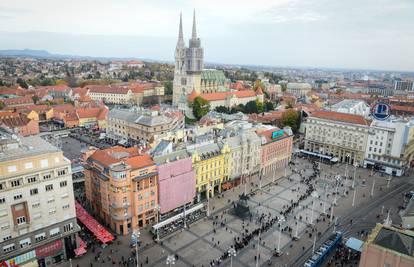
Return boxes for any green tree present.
[265,101,274,111]
[244,100,259,114]
[192,96,210,120]
[164,81,173,95]
[32,95,40,104]
[256,99,264,113]
[281,84,287,92]
[16,78,28,89]
[215,106,230,114]
[0,101,4,110]
[280,109,300,133]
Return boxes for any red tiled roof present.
[76,107,108,119]
[0,111,20,119]
[90,146,141,167]
[0,115,31,127]
[1,96,33,106]
[391,105,414,113]
[124,154,154,170]
[14,104,51,113]
[36,85,70,92]
[86,85,130,94]
[310,111,369,126]
[129,83,157,93]
[188,90,257,102]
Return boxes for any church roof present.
[188,90,258,102]
[201,69,227,83]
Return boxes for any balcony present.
[110,212,132,221]
[109,202,131,209]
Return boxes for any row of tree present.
[215,100,274,115]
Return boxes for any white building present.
[364,118,414,176]
[0,128,78,266]
[286,82,312,97]
[331,99,371,118]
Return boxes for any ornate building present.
[173,11,204,110]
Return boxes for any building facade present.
[364,118,414,176]
[0,129,78,266]
[106,108,184,143]
[153,149,196,215]
[83,146,158,235]
[359,224,414,267]
[257,128,293,176]
[304,111,370,165]
[172,11,204,110]
[187,142,230,202]
[286,83,312,98]
[394,80,414,92]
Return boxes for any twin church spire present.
[177,10,198,48]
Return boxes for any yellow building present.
[76,107,108,129]
[189,142,230,202]
[21,105,54,121]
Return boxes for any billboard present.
[271,130,284,139]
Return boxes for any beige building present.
[0,128,78,266]
[106,108,184,143]
[86,85,133,105]
[304,111,370,165]
[359,224,414,267]
[286,82,312,97]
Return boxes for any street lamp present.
[275,216,286,257]
[228,247,236,267]
[293,220,300,241]
[352,162,357,189]
[310,191,319,225]
[352,186,357,207]
[166,255,176,267]
[132,229,140,267]
[156,205,161,242]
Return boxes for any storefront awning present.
[75,202,114,244]
[345,237,364,252]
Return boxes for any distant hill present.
[0,49,53,57]
[0,49,158,62]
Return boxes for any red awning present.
[75,202,114,244]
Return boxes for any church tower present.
[172,10,204,111]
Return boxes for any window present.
[45,184,53,191]
[3,235,12,241]
[32,202,40,208]
[7,165,17,172]
[62,204,70,209]
[57,169,66,176]
[47,198,55,204]
[0,197,5,204]
[16,216,26,225]
[3,244,15,253]
[27,176,37,183]
[40,159,48,168]
[63,223,73,232]
[19,238,31,248]
[10,179,21,188]
[35,233,46,242]
[0,182,5,191]
[43,174,51,180]
[30,188,38,196]
[60,181,67,187]
[49,227,60,237]
[14,194,23,200]
[25,162,33,169]
[49,209,56,215]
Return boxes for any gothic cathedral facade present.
[172,11,204,111]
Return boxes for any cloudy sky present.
[0,0,413,71]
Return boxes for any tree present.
[253,80,266,92]
[16,78,28,89]
[256,99,264,113]
[32,95,40,104]
[265,101,274,111]
[281,84,287,92]
[164,81,173,95]
[192,96,210,120]
[0,101,4,110]
[280,109,300,133]
[244,100,259,114]
[215,106,230,114]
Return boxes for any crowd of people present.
[201,159,326,266]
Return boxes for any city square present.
[69,155,408,267]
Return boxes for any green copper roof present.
[201,69,227,84]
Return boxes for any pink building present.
[359,224,414,267]
[155,150,196,214]
[257,128,293,175]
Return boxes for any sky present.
[0,0,413,71]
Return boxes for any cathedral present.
[172,11,228,111]
[172,11,263,115]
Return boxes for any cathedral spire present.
[177,12,184,47]
[192,9,197,39]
